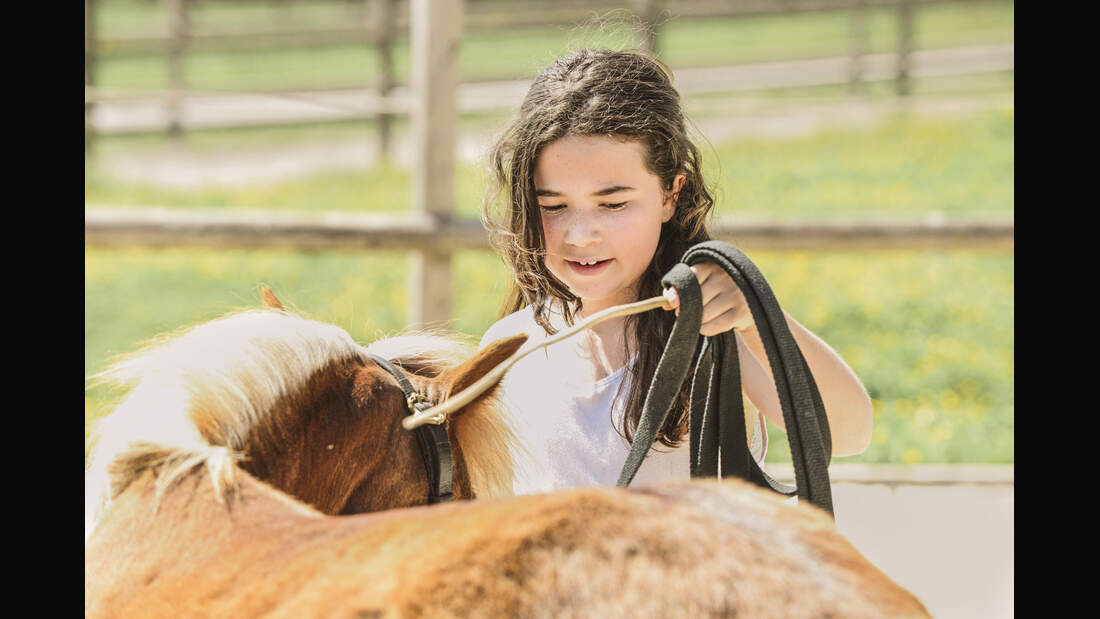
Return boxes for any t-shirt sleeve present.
[479,318,511,350]
[479,306,537,350]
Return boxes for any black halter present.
[366,353,454,504]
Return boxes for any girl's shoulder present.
[479,305,548,350]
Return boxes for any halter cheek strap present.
[366,353,454,504]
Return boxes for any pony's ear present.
[261,287,286,311]
[438,334,527,405]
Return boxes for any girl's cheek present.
[538,214,558,243]
[542,223,562,249]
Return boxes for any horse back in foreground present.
[86,457,928,618]
[85,298,929,618]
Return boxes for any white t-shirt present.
[480,304,767,496]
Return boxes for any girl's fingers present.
[690,264,721,304]
[700,288,737,324]
[700,307,739,337]
[666,262,749,334]
[694,263,737,306]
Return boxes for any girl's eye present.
[539,204,566,212]
[602,202,628,210]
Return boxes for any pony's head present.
[85,294,526,540]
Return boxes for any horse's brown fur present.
[86,463,928,618]
[85,298,929,618]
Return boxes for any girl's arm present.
[735,316,872,457]
[665,261,873,457]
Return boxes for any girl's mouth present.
[567,258,612,275]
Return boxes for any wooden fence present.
[83,207,1015,323]
[85,0,1010,142]
[84,208,1014,254]
[84,0,1014,327]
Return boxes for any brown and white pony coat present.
[84,302,929,618]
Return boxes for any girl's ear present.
[663,173,687,222]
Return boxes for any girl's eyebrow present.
[535,185,636,197]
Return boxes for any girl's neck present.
[545,297,634,382]
[573,314,631,382]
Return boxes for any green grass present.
[86,1,1013,466]
[755,250,1013,465]
[84,247,1014,465]
[707,105,1015,221]
[86,103,1015,222]
[85,103,1014,464]
[92,0,1014,91]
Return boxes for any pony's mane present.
[85,308,514,542]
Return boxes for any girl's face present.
[534,134,683,315]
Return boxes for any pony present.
[85,292,929,618]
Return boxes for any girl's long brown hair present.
[482,48,716,448]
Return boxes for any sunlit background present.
[85,1,1013,615]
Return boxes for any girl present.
[479,48,872,496]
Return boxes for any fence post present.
[897,0,913,96]
[371,0,396,163]
[409,0,463,328]
[164,0,189,137]
[86,0,96,156]
[848,0,867,96]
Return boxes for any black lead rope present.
[616,241,834,517]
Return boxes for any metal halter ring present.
[406,393,445,425]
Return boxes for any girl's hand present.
[662,261,753,337]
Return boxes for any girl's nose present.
[562,211,601,247]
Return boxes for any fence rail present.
[90,0,975,58]
[86,43,1013,134]
[84,209,1015,252]
[85,0,1013,140]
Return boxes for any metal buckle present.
[407,393,445,425]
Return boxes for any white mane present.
[84,309,367,542]
[85,306,514,544]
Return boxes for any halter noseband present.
[366,353,454,504]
